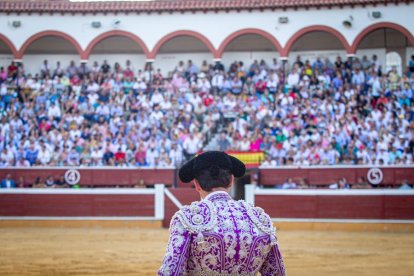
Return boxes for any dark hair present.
[195,168,232,192]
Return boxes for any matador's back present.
[159,191,285,275]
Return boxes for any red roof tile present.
[0,0,410,14]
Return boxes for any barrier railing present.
[0,184,165,220]
[245,184,414,223]
[259,165,414,187]
[1,165,413,187]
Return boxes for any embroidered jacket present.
[159,191,285,275]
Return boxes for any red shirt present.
[115,152,126,161]
[255,81,267,93]
[135,151,146,162]
[203,95,214,107]
[7,64,17,77]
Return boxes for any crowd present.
[0,52,414,168]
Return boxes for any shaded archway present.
[0,34,18,58]
[351,22,414,53]
[149,30,217,59]
[84,31,150,73]
[217,28,283,58]
[0,34,18,69]
[283,25,352,57]
[84,30,150,59]
[17,30,83,59]
[351,22,414,75]
[18,31,83,75]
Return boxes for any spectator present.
[45,175,56,188]
[55,175,69,188]
[352,176,372,189]
[183,133,201,161]
[16,176,26,188]
[218,131,231,151]
[282,178,297,189]
[32,177,45,188]
[329,177,351,189]
[1,173,16,188]
[399,180,412,190]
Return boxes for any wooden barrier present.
[259,166,414,187]
[245,186,414,222]
[0,168,176,187]
[0,187,164,220]
[162,188,199,228]
[1,166,413,188]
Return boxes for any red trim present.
[282,25,352,56]
[0,33,18,58]
[17,30,83,59]
[84,30,150,60]
[217,28,283,58]
[351,22,414,53]
[149,30,217,59]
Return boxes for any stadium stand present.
[0,54,413,169]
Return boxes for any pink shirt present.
[249,138,262,152]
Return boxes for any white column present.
[154,184,165,220]
[244,184,255,205]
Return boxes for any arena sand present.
[0,228,413,275]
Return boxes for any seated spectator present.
[32,177,45,188]
[218,131,231,151]
[282,178,297,189]
[134,179,146,188]
[55,175,69,188]
[45,175,56,188]
[1,173,16,188]
[14,176,25,188]
[399,180,412,190]
[352,176,372,189]
[329,177,351,189]
[261,156,277,167]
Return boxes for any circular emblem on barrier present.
[64,169,81,185]
[367,168,383,185]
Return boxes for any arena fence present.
[245,185,414,224]
[1,184,414,231]
[259,165,414,188]
[0,185,165,221]
[1,165,413,188]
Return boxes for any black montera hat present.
[179,151,246,183]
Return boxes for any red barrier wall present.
[0,168,176,187]
[1,166,413,188]
[163,188,199,228]
[259,166,414,187]
[0,193,154,217]
[255,194,414,220]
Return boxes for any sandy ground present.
[0,228,413,276]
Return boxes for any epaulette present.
[240,200,278,245]
[175,200,218,243]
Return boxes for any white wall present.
[288,50,347,64]
[1,4,413,54]
[89,53,146,71]
[22,54,80,76]
[153,53,213,76]
[222,52,280,70]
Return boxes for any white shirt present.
[287,72,299,87]
[183,137,201,154]
[38,149,51,165]
[48,105,61,117]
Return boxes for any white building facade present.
[0,0,413,74]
